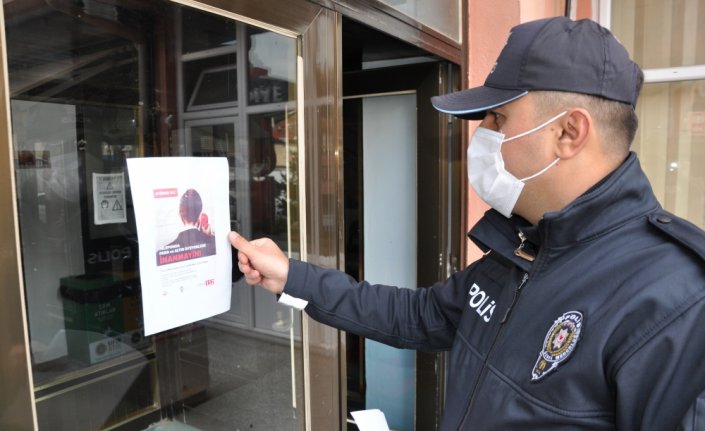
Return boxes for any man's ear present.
[556,108,591,159]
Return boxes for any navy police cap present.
[431,17,643,120]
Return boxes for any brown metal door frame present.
[415,61,463,431]
[0,2,38,428]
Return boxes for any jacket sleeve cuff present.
[277,259,309,310]
[278,292,308,310]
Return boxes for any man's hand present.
[228,231,289,295]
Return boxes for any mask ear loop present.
[503,111,567,143]
[504,111,567,182]
[520,157,560,182]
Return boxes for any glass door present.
[342,57,462,431]
[4,1,302,429]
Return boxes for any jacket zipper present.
[458,271,530,429]
[500,273,529,324]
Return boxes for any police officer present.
[229,17,705,430]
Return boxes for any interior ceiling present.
[342,17,432,71]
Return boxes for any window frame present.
[598,0,705,83]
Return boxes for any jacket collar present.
[469,153,660,267]
[538,152,660,248]
[469,210,534,271]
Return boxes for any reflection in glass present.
[247,28,296,106]
[187,65,238,111]
[189,123,234,160]
[376,0,461,41]
[248,112,291,237]
[182,8,237,55]
[5,1,302,429]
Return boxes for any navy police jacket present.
[283,153,705,430]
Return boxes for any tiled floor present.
[177,326,304,431]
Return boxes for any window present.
[609,0,705,229]
[5,1,303,429]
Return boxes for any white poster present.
[127,157,232,335]
[93,172,127,225]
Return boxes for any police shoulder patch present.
[531,310,583,382]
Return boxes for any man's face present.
[477,93,560,183]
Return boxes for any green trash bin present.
[60,274,126,364]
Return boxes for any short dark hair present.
[532,70,643,160]
[179,189,203,224]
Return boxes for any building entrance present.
[341,18,463,430]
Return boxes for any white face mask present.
[468,111,567,218]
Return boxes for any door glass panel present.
[4,1,302,430]
[376,0,461,42]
